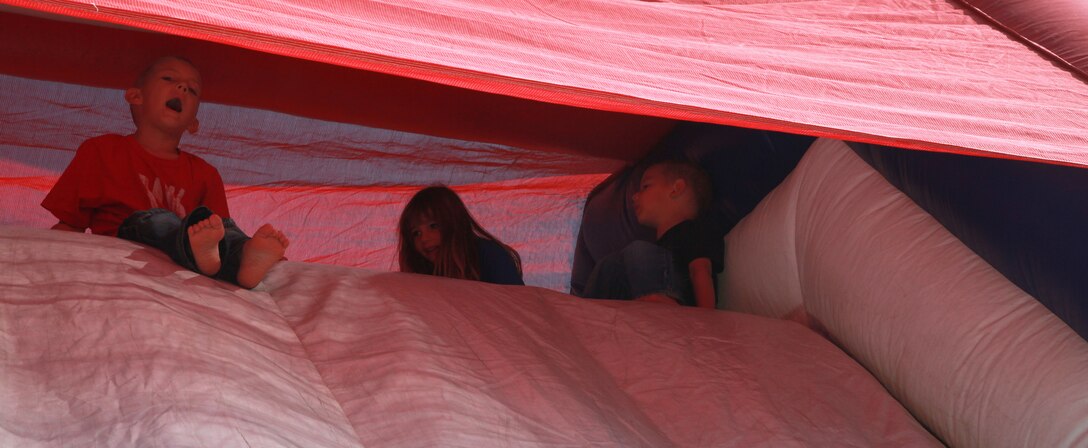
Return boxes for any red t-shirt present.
[42,134,230,236]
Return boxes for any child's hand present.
[50,221,85,232]
[635,293,680,306]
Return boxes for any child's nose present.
[422,230,438,243]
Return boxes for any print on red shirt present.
[139,174,188,218]
[42,134,230,236]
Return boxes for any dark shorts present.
[117,206,250,285]
[579,240,692,306]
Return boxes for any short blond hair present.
[134,55,199,86]
[650,160,713,215]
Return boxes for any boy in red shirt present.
[42,56,289,289]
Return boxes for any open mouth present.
[165,98,183,113]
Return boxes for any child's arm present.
[41,138,104,232]
[688,257,715,309]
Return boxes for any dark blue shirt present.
[656,218,725,275]
[655,218,724,306]
[477,238,524,285]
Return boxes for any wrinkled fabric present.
[2,0,1087,165]
[0,227,360,447]
[0,226,939,447]
[957,0,1088,78]
[263,252,941,447]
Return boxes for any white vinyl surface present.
[721,138,1088,448]
[0,225,937,446]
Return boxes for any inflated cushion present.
[719,138,1088,447]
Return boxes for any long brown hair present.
[397,186,522,280]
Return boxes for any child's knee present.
[144,209,183,233]
[620,240,666,262]
[119,208,182,241]
[593,250,626,276]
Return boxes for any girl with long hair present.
[397,186,523,285]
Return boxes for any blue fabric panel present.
[850,142,1088,340]
[570,122,814,295]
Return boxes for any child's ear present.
[670,178,688,198]
[124,87,143,106]
[187,118,200,135]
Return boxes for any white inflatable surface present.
[721,138,1088,447]
[0,225,937,446]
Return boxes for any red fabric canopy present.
[3,0,1087,166]
[958,0,1088,80]
[3,0,1088,289]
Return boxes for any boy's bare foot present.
[188,215,225,276]
[237,224,289,289]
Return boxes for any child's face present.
[128,58,203,135]
[410,216,442,263]
[633,165,671,227]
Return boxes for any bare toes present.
[188,215,225,276]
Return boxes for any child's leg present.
[217,221,288,289]
[580,240,682,302]
[580,250,632,299]
[187,215,224,276]
[119,207,285,287]
[176,206,227,277]
[210,217,250,286]
[118,208,211,274]
[617,241,681,301]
